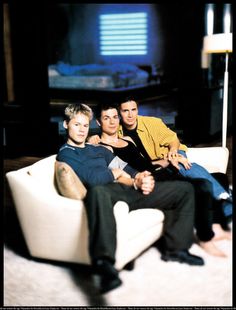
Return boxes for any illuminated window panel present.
[99,12,148,56]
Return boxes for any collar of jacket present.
[119,115,146,135]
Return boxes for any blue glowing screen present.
[99,12,148,56]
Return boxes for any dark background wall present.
[4,3,232,156]
[46,3,205,87]
[6,2,207,104]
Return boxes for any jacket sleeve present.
[152,118,178,146]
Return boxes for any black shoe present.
[94,259,122,293]
[161,250,204,266]
[100,276,122,294]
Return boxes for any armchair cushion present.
[55,161,87,200]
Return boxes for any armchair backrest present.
[27,155,58,194]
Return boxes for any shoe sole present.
[100,278,122,294]
[161,255,204,266]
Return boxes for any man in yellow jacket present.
[118,97,232,218]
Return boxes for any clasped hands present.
[134,171,155,195]
[112,168,155,195]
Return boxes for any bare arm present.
[151,158,170,168]
[111,168,131,180]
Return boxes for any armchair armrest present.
[6,169,90,263]
[186,147,229,174]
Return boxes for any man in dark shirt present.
[57,103,204,294]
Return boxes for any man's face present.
[119,100,138,129]
[98,108,120,135]
[63,112,90,147]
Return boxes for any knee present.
[172,181,195,198]
[179,181,195,195]
[86,185,109,201]
[194,179,212,193]
[174,181,195,208]
[88,185,106,194]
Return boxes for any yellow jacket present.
[118,115,187,160]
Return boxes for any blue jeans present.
[177,150,227,200]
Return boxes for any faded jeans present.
[177,150,227,200]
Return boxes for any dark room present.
[3,2,233,307]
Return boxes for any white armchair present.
[5,146,229,270]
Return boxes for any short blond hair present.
[64,103,93,122]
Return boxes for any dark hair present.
[94,102,120,120]
[118,96,138,108]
